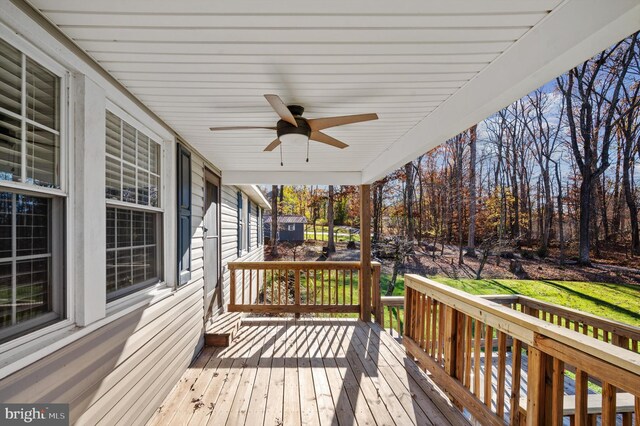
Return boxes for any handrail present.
[483,294,640,352]
[228,261,381,318]
[380,296,404,338]
[403,274,640,425]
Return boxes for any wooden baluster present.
[350,269,354,306]
[242,269,246,304]
[443,306,457,377]
[270,269,275,305]
[463,316,472,389]
[294,269,301,318]
[574,369,588,426]
[526,346,548,425]
[425,297,432,356]
[509,339,522,425]
[342,270,346,306]
[335,269,340,305]
[438,304,445,364]
[474,319,482,398]
[601,382,616,426]
[249,268,253,303]
[551,358,564,426]
[320,269,324,305]
[431,301,438,359]
[496,331,507,418]
[484,325,493,409]
[418,293,425,350]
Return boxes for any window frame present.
[104,105,164,300]
[0,26,71,348]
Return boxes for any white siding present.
[0,283,203,425]
[220,185,265,308]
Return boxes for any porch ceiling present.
[28,0,640,185]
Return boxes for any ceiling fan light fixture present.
[279,132,309,146]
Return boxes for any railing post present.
[372,263,382,326]
[229,264,236,311]
[359,184,372,322]
[526,345,549,426]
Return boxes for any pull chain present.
[306,138,310,162]
[280,141,284,166]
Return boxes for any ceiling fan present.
[209,94,378,163]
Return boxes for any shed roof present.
[264,215,308,224]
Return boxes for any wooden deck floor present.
[148,318,469,426]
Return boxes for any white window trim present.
[0,25,75,364]
[104,104,167,304]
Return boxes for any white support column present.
[73,75,106,326]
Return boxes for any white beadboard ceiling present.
[28,0,640,185]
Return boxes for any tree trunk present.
[578,177,592,265]
[555,162,565,264]
[404,162,415,241]
[623,134,640,255]
[270,185,279,257]
[327,185,336,253]
[467,125,477,255]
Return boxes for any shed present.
[264,215,308,242]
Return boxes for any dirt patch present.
[264,241,640,286]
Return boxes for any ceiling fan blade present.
[209,126,276,131]
[307,113,378,131]
[263,138,281,152]
[264,94,298,127]
[310,131,349,149]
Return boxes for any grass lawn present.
[303,225,361,243]
[434,277,640,327]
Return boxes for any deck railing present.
[484,294,640,353]
[379,296,404,338]
[228,261,380,316]
[403,274,640,425]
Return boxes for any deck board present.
[148,318,469,426]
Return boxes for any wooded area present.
[266,33,640,269]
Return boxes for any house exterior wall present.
[0,3,266,425]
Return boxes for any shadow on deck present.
[148,318,469,426]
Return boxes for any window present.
[0,38,60,189]
[177,145,191,285]
[287,224,296,232]
[257,207,262,245]
[105,111,160,207]
[246,199,251,250]
[0,37,65,342]
[236,191,243,256]
[105,111,162,299]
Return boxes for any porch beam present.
[360,184,372,321]
[221,170,362,186]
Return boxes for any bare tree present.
[467,125,478,256]
[616,33,640,254]
[521,89,564,256]
[557,38,633,264]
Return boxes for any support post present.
[359,184,372,322]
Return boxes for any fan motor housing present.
[277,117,311,139]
